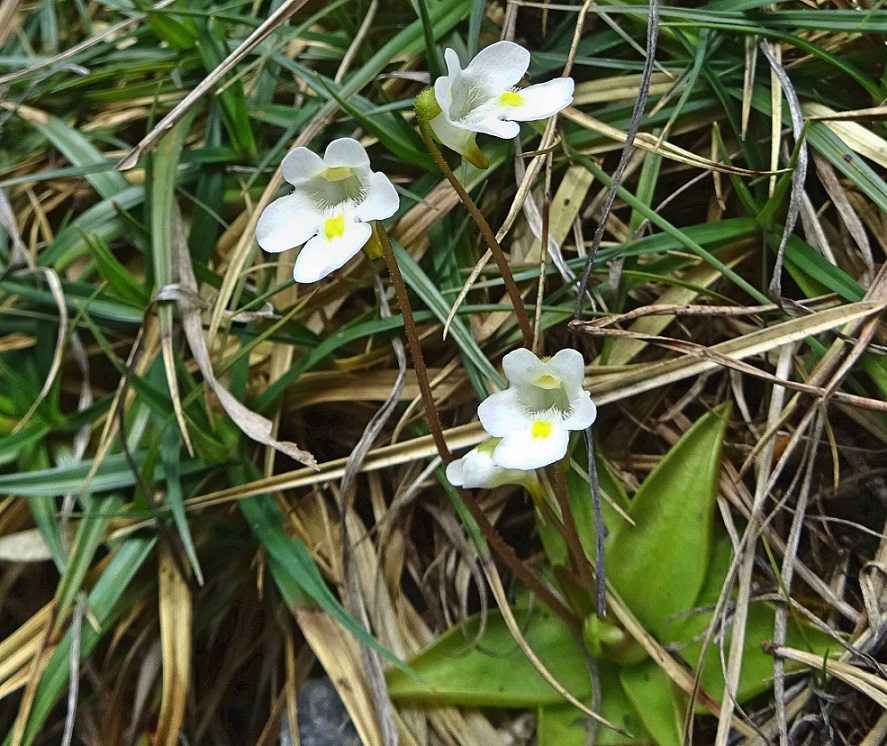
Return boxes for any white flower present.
[429,41,574,167]
[446,439,539,490]
[478,348,596,470]
[256,138,399,283]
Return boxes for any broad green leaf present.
[619,662,684,746]
[537,662,648,746]
[669,535,840,705]
[386,605,591,707]
[606,403,732,638]
[539,446,630,570]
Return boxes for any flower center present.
[306,170,368,212]
[499,90,525,108]
[533,373,562,390]
[323,214,346,241]
[518,374,573,420]
[531,420,553,439]
[323,166,353,182]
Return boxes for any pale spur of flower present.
[428,40,574,168]
[446,438,539,491]
[255,138,399,283]
[477,348,596,470]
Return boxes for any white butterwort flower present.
[256,138,399,283]
[429,41,574,167]
[446,438,538,490]
[478,348,596,470]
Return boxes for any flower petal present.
[445,459,465,487]
[353,171,399,222]
[543,348,587,390]
[281,147,325,186]
[501,347,546,385]
[255,192,322,253]
[463,40,530,92]
[478,388,528,437]
[563,393,597,430]
[493,426,569,470]
[323,137,371,169]
[292,219,371,283]
[434,48,463,119]
[429,112,478,157]
[470,116,521,140]
[458,449,501,489]
[504,78,575,122]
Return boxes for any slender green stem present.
[376,224,577,630]
[416,120,534,349]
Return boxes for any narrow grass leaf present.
[2,537,156,746]
[159,426,203,583]
[8,105,130,200]
[394,242,501,393]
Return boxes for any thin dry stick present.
[759,39,808,302]
[377,224,577,629]
[572,0,660,316]
[416,120,534,348]
[532,152,553,355]
[338,271,406,746]
[571,0,659,619]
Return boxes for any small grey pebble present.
[281,678,361,746]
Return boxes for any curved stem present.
[377,224,577,630]
[417,121,534,349]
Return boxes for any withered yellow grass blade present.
[295,607,384,746]
[573,73,675,106]
[0,604,54,699]
[805,101,887,170]
[585,300,887,404]
[565,108,785,176]
[765,643,887,709]
[154,544,191,746]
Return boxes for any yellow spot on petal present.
[531,421,553,439]
[500,90,525,107]
[323,166,352,181]
[534,373,561,390]
[323,214,346,241]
